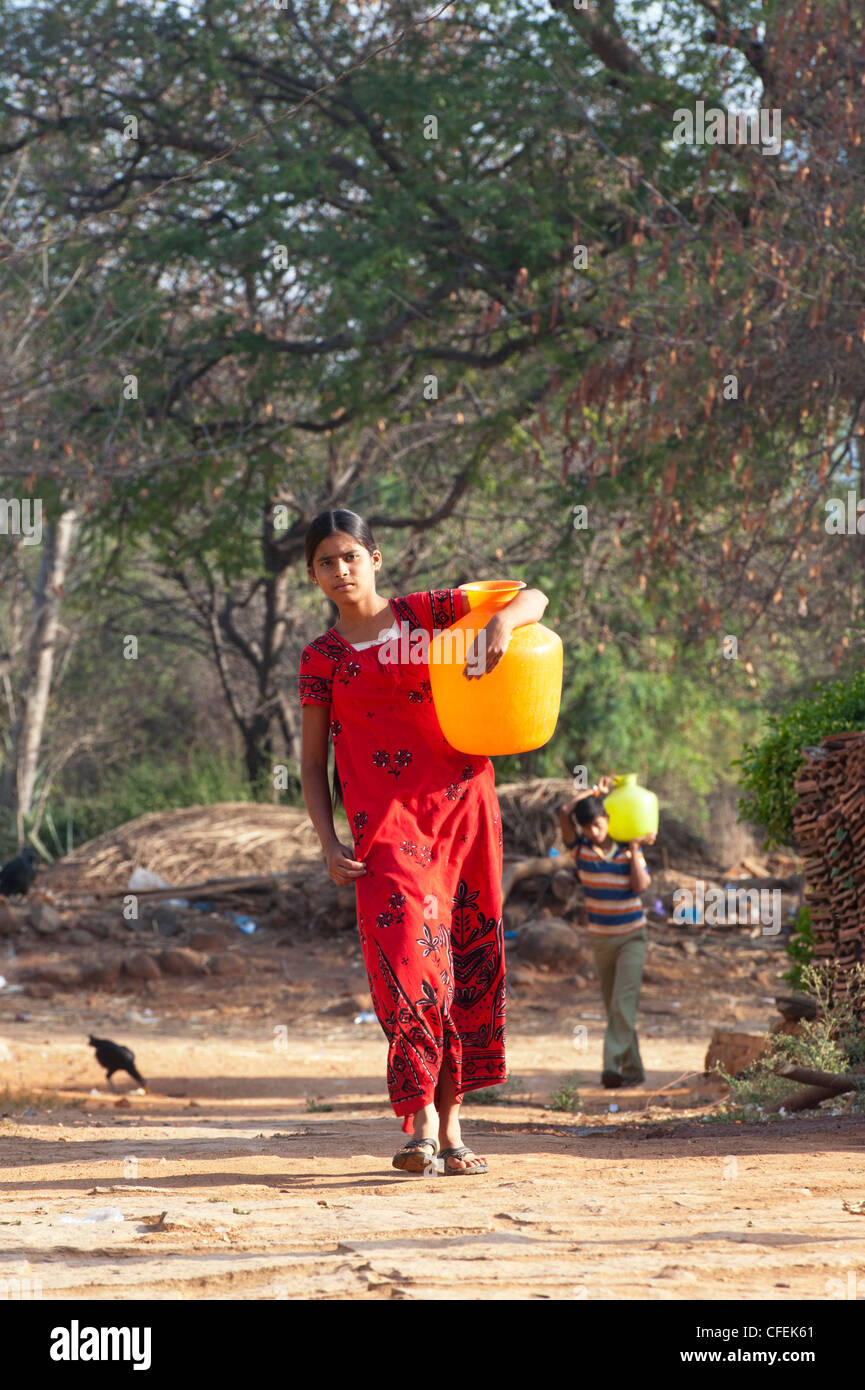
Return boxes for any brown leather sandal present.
[438,1145,488,1175]
[392,1137,440,1173]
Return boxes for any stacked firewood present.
[792,730,865,1001]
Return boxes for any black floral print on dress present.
[297,587,506,1119]
[337,661,360,685]
[372,748,412,779]
[399,840,433,867]
[377,891,408,931]
[417,922,443,958]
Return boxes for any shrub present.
[737,672,865,847]
[549,1074,582,1113]
[717,962,865,1115]
[783,903,814,988]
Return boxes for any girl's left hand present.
[463,614,510,680]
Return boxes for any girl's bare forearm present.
[301,763,339,853]
[497,587,548,630]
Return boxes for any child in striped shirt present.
[560,776,656,1090]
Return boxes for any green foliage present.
[3,0,862,831]
[737,673,865,846]
[716,962,865,1115]
[548,1074,582,1113]
[461,1076,529,1106]
[494,614,762,813]
[47,746,257,848]
[783,904,814,989]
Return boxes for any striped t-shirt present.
[572,835,647,936]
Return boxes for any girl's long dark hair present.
[304,508,377,569]
[304,509,379,812]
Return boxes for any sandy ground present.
[1,923,864,1301]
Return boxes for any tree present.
[2,0,865,805]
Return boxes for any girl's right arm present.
[300,705,366,885]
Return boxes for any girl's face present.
[309,530,381,604]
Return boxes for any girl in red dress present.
[299,510,549,1175]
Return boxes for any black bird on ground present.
[0,847,38,896]
[88,1035,147,1091]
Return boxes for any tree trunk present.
[0,507,77,843]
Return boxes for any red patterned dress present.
[298,588,506,1119]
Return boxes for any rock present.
[319,992,373,1017]
[24,982,54,999]
[504,902,530,927]
[208,953,245,977]
[508,968,536,987]
[774,992,818,1022]
[85,917,116,939]
[153,907,183,937]
[0,902,21,935]
[276,890,308,924]
[21,963,81,988]
[119,915,146,934]
[123,952,162,982]
[81,962,121,990]
[67,928,96,946]
[514,917,584,970]
[334,887,356,922]
[29,902,62,935]
[189,929,228,954]
[550,870,576,903]
[158,947,209,976]
[771,1017,804,1037]
[704,1028,769,1077]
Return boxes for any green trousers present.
[590,926,647,1080]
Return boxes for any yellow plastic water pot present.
[428,580,563,755]
[603,774,659,842]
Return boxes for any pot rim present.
[460,579,526,610]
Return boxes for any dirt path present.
[2,928,864,1300]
